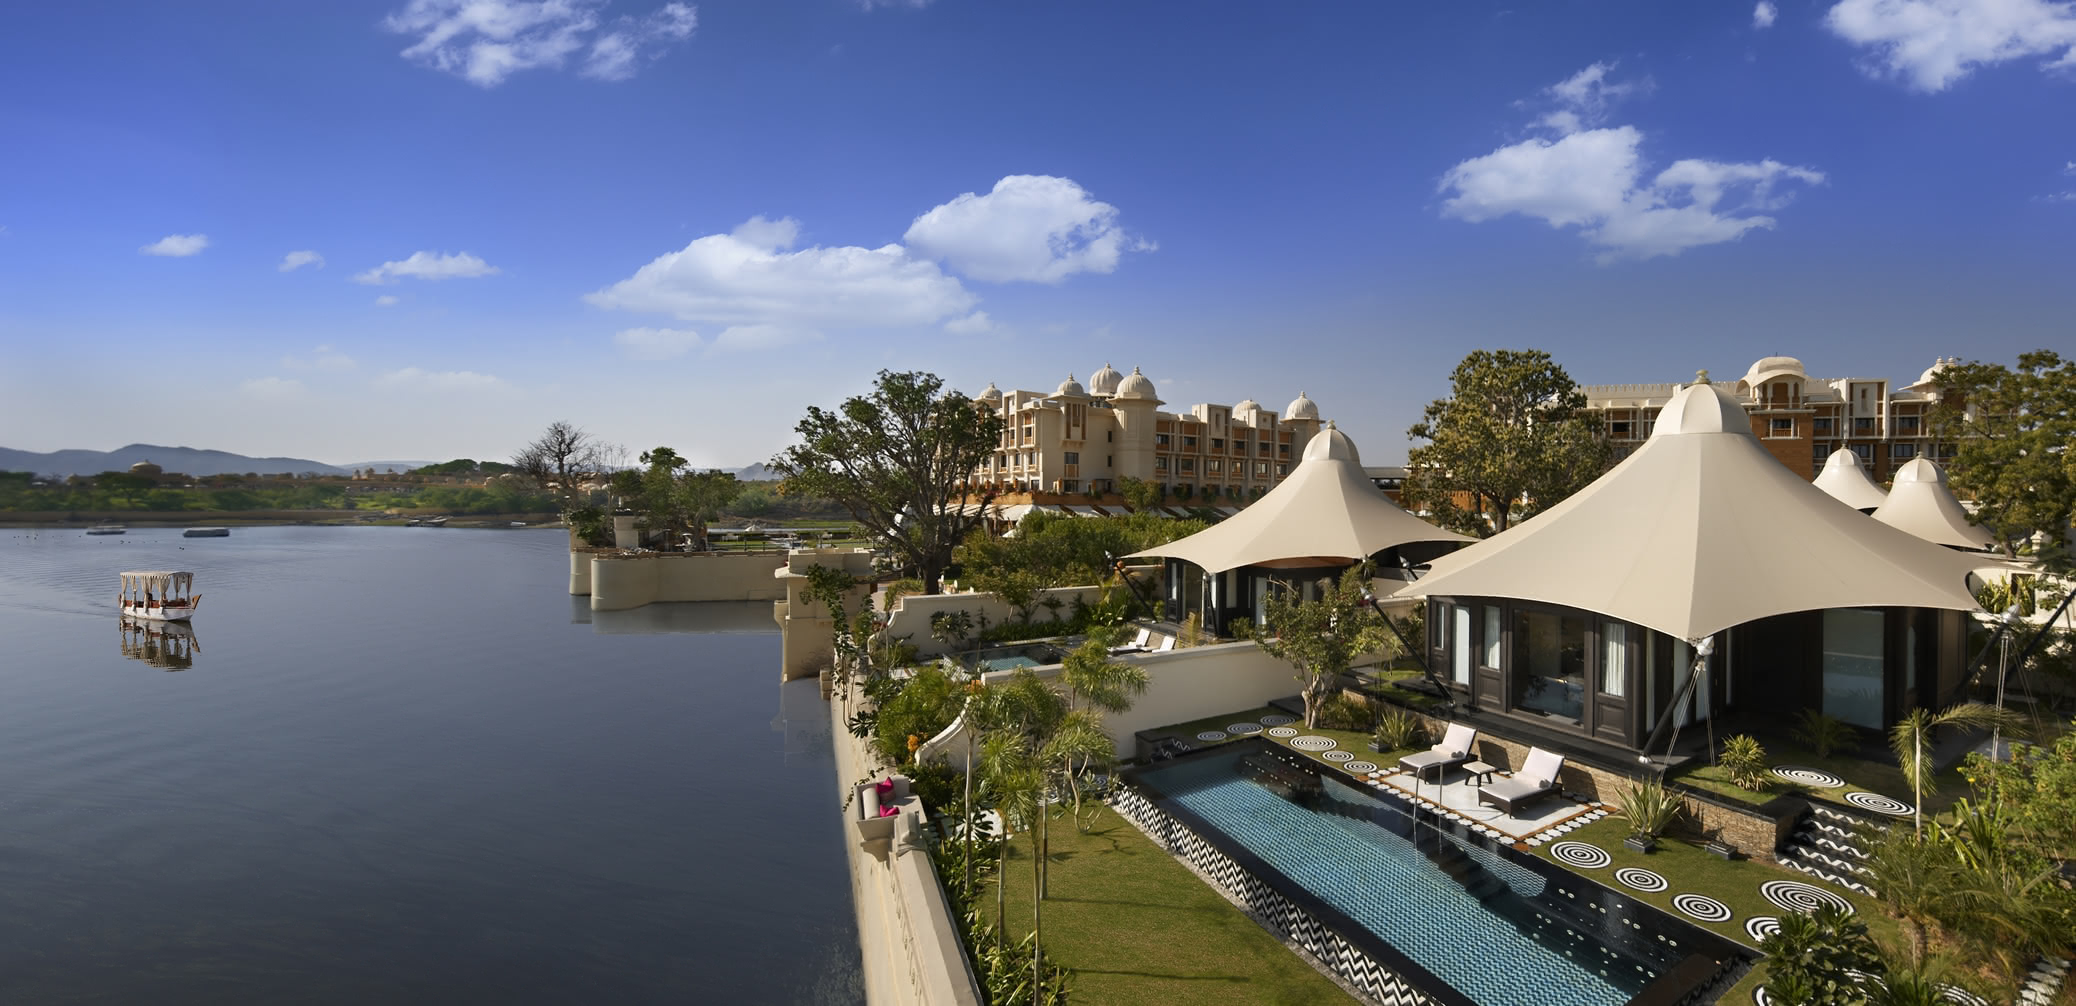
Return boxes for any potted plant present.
[1617,777,1681,853]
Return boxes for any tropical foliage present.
[1718,733,1771,792]
[1615,777,1683,840]
[956,510,1205,619]
[1252,563,1396,728]
[609,446,742,549]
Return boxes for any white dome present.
[1913,357,1955,389]
[1740,356,1807,392]
[1115,367,1157,400]
[1651,380,1750,438]
[1285,391,1318,421]
[1300,423,1359,465]
[1089,363,1123,397]
[1234,399,1262,413]
[1055,374,1086,398]
[1891,457,1948,485]
[974,382,1002,404]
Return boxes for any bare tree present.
[513,421,611,511]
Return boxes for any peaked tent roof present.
[1874,458,1998,551]
[1396,380,1985,642]
[1812,448,1888,511]
[1127,425,1469,573]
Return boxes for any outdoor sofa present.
[1478,747,1566,816]
[1398,723,1477,782]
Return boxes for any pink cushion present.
[878,804,901,818]
[876,778,895,796]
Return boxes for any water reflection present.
[118,615,199,670]
[587,600,777,635]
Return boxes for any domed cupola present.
[129,460,163,476]
[1055,374,1086,398]
[1088,362,1123,397]
[1285,391,1319,421]
[974,382,1002,405]
[1114,367,1157,401]
[1234,399,1261,414]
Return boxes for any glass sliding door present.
[1512,609,1585,723]
[1823,608,1886,729]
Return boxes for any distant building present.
[1581,356,1961,483]
[963,364,1327,503]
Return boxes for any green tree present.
[1118,476,1159,511]
[1927,351,2076,568]
[1890,702,2021,837]
[1403,348,1613,537]
[1254,563,1394,728]
[612,447,742,549]
[770,370,1005,593]
[1860,826,1959,965]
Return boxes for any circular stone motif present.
[1672,893,1733,923]
[1266,727,1299,738]
[1844,791,1914,816]
[1760,880,1855,916]
[1614,867,1668,893]
[1289,735,1338,751]
[1259,714,1297,726]
[1549,841,1612,869]
[1195,731,1229,742]
[1321,750,1355,763]
[1225,722,1263,735]
[1745,916,1781,942]
[1772,765,1847,789]
[1753,988,1776,1006]
[1342,761,1379,774]
[1937,986,1987,1006]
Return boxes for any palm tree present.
[1859,825,1957,965]
[1889,702,2021,837]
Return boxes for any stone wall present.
[586,550,789,610]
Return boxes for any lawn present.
[1668,733,1968,817]
[990,804,1358,1005]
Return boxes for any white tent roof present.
[1127,425,1469,573]
[1397,380,1985,641]
[1874,458,1998,551]
[1812,448,1888,511]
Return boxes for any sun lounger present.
[1397,723,1476,781]
[1111,627,1152,654]
[1154,635,1175,652]
[1479,747,1565,816]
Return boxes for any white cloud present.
[282,345,357,372]
[944,311,996,335]
[904,175,1151,283]
[376,367,507,391]
[2065,160,2076,174]
[383,0,697,87]
[1754,1,1779,28]
[1533,60,1649,135]
[613,326,704,360]
[375,295,401,307]
[1824,0,2076,92]
[710,325,818,352]
[354,251,500,285]
[241,376,305,399]
[1441,65,1823,262]
[279,250,325,272]
[587,215,977,328]
[858,0,934,8]
[140,234,208,257]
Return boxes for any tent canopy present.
[1873,458,1998,551]
[1812,448,1888,511]
[1396,380,1985,641]
[1127,425,1468,574]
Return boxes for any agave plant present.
[1719,733,1771,792]
[1372,706,1426,751]
[1617,777,1684,842]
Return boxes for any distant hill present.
[342,459,440,474]
[734,463,778,481]
[0,444,352,478]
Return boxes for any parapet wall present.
[585,550,790,610]
[882,586,1106,657]
[975,641,1295,754]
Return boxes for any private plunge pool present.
[958,641,1071,673]
[1120,740,1748,1006]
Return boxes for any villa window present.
[1064,452,1079,465]
[1600,622,1627,697]
[1062,481,1079,494]
[1891,443,1916,460]
[1106,455,1112,467]
[1822,608,1886,729]
[1481,606,1501,668]
[1107,431,1113,442]
[1277,464,1288,475]
[1511,608,1586,724]
[1259,443,1272,455]
[1769,417,1794,437]
[1451,606,1471,686]
[1610,420,1632,437]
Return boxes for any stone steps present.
[1774,803,1883,897]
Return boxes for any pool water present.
[1137,746,1682,1006]
[961,641,1068,673]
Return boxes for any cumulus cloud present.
[279,250,325,272]
[1754,1,1779,28]
[613,326,703,360]
[376,367,506,391]
[1532,61,1650,135]
[858,0,934,9]
[375,295,401,307]
[383,0,697,87]
[944,311,996,335]
[354,251,500,285]
[1440,64,1823,261]
[587,216,977,328]
[710,325,818,352]
[140,234,208,257]
[1825,0,2076,92]
[904,175,1151,283]
[241,376,305,399]
[282,345,357,372]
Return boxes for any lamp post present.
[1991,602,2021,762]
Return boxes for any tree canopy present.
[1403,348,1613,537]
[512,421,615,513]
[1253,563,1396,728]
[1929,350,2075,568]
[610,446,742,549]
[769,370,1005,592]
[955,510,1206,617]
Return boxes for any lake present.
[0,525,861,1004]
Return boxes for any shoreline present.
[1,513,563,530]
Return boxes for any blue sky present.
[2,0,2071,468]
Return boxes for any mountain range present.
[1,444,778,480]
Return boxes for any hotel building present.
[1581,356,1962,482]
[966,364,1327,503]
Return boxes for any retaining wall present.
[881,586,1105,657]
[586,550,789,610]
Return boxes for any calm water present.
[0,526,861,1004]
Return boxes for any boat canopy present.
[120,571,194,594]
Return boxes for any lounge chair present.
[1154,635,1175,652]
[1479,747,1565,816]
[1397,723,1477,782]
[1110,627,1152,654]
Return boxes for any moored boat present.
[86,522,126,535]
[183,527,230,538]
[119,570,202,621]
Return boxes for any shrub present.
[1373,707,1427,750]
[1720,734,1772,792]
[883,578,926,608]
[1792,709,1856,759]
[1617,777,1685,840]
[872,667,964,765]
[1314,693,1374,731]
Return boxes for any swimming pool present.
[1124,741,1745,1006]
[959,641,1069,673]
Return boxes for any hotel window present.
[1769,417,1794,437]
[1154,457,1168,472]
[1106,455,1112,467]
[1600,623,1626,696]
[1181,459,1195,473]
[1610,420,1632,437]
[1896,415,1920,434]
[1211,438,1224,449]
[1254,461,1268,475]
[1812,444,1831,464]
[1279,444,1290,457]
[1107,431,1113,442]
[1183,435,1198,448]
[1891,443,1916,460]
[1064,452,1079,465]
[1277,463,1288,475]
[1813,417,1835,435]
[1208,459,1223,473]
[1853,417,1876,434]
[1156,434,1170,447]
[1259,443,1272,455]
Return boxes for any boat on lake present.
[183,527,230,538]
[118,570,202,621]
[86,522,126,535]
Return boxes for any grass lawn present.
[1151,707,1425,777]
[1668,734,1968,817]
[990,804,1358,1005]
